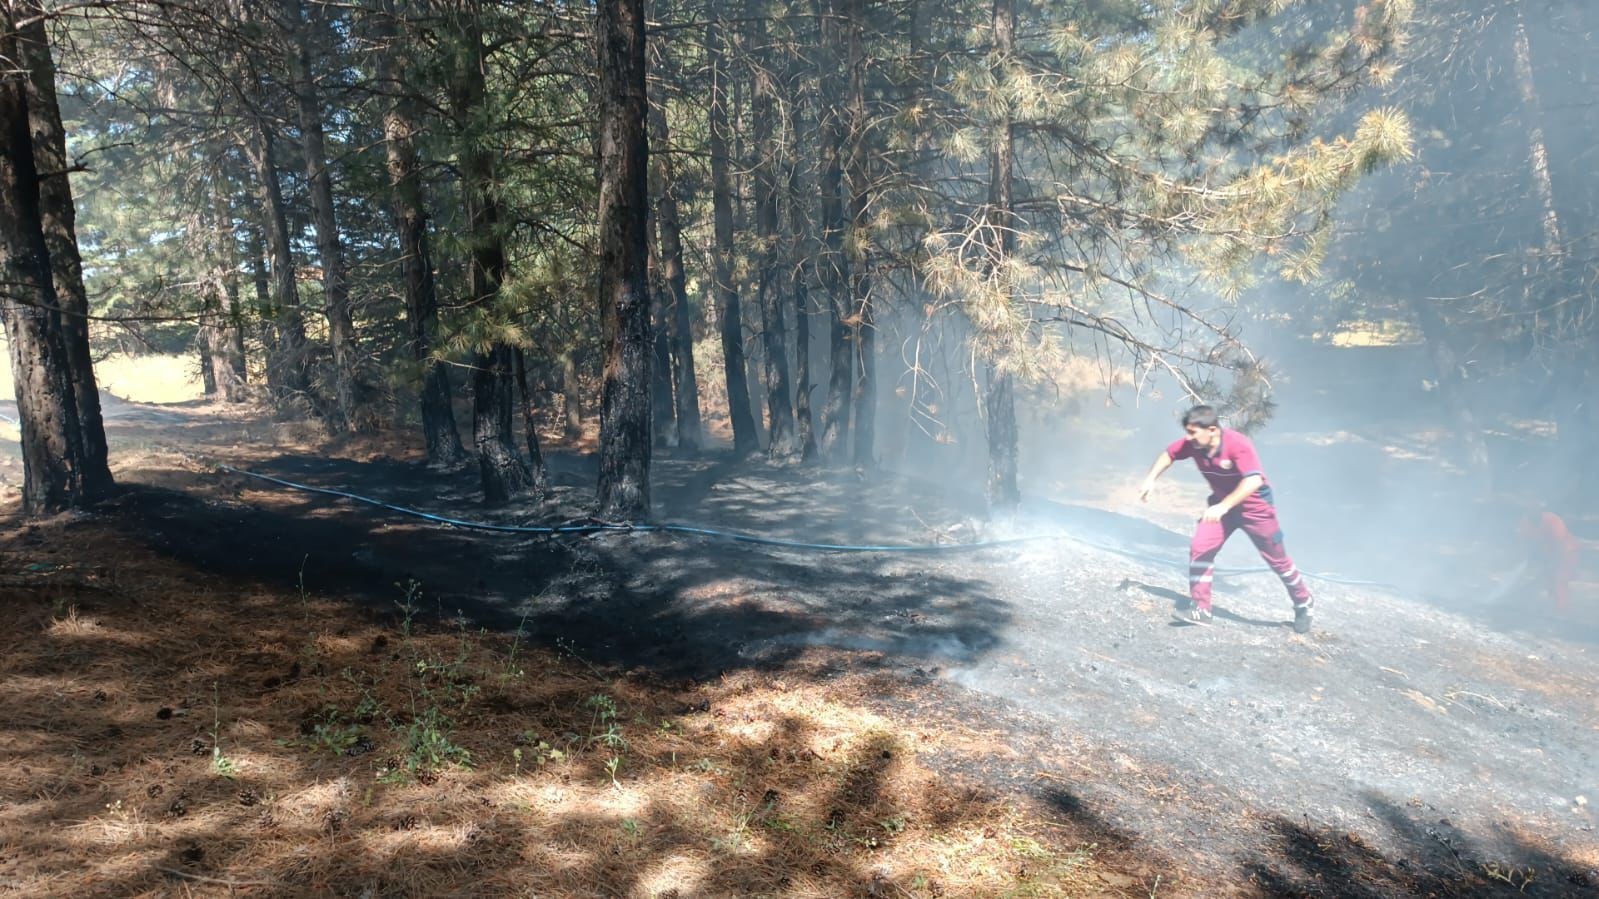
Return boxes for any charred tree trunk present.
[245,218,275,364]
[646,210,677,447]
[246,123,311,400]
[596,0,652,519]
[17,7,111,498]
[845,1,874,468]
[789,161,817,462]
[816,0,853,463]
[512,348,551,493]
[203,169,247,402]
[752,16,797,461]
[707,13,758,454]
[285,0,364,432]
[561,350,583,440]
[0,37,87,514]
[647,102,703,451]
[984,0,1019,512]
[1413,299,1492,484]
[984,368,1018,509]
[472,345,529,505]
[453,21,530,504]
[375,8,466,468]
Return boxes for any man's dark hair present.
[1182,405,1220,429]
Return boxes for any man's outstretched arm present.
[1139,453,1174,501]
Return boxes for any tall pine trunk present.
[646,209,678,446]
[16,6,112,498]
[816,0,852,463]
[374,5,466,468]
[1413,298,1492,484]
[647,102,703,450]
[707,12,758,454]
[245,218,275,369]
[246,122,312,401]
[789,159,817,461]
[596,0,652,519]
[0,31,87,514]
[202,167,247,402]
[845,0,874,468]
[752,14,797,460]
[984,0,1019,512]
[561,350,583,440]
[452,18,530,504]
[284,0,365,432]
[512,348,551,493]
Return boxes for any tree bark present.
[707,12,758,454]
[752,14,797,461]
[245,122,312,400]
[789,159,818,462]
[203,166,247,402]
[647,102,703,451]
[596,0,652,519]
[452,17,531,504]
[283,0,365,432]
[0,35,87,515]
[646,209,678,447]
[245,217,276,366]
[1413,298,1492,484]
[374,5,466,468]
[816,0,853,463]
[845,0,874,468]
[512,348,551,493]
[984,0,1019,512]
[16,6,112,498]
[561,350,583,440]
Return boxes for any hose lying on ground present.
[215,464,1396,588]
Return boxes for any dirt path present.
[12,398,1599,895]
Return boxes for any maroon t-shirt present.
[1166,428,1274,510]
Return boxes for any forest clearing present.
[2,0,1597,895]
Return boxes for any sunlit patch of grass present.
[0,346,204,406]
[93,353,205,405]
[47,604,101,636]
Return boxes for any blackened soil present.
[82,438,1599,897]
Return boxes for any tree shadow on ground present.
[105,452,1012,681]
[0,534,1112,899]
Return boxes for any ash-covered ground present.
[11,395,1597,894]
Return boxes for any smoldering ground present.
[120,424,1594,895]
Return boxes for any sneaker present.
[1175,598,1196,613]
[1172,607,1214,626]
[1293,602,1313,635]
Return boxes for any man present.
[1138,405,1315,632]
[1518,506,1580,614]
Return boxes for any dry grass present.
[0,520,1154,898]
[0,345,204,406]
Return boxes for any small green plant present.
[502,609,534,680]
[394,579,423,641]
[514,731,565,773]
[384,704,470,782]
[210,682,240,779]
[585,694,626,749]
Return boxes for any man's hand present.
[1138,478,1156,502]
[1201,503,1229,523]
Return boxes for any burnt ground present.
[5,396,1599,896]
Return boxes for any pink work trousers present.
[1189,503,1312,611]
